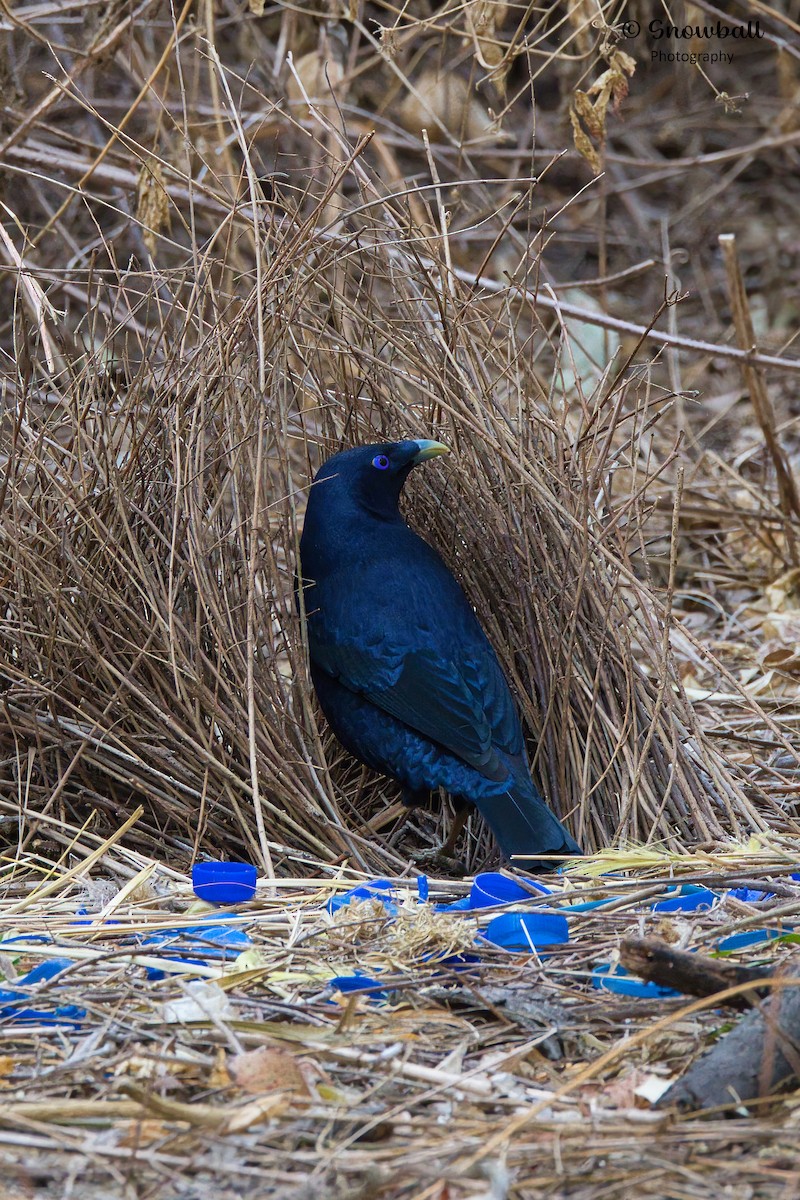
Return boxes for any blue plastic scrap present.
[652,887,718,914]
[715,928,792,952]
[140,923,253,980]
[326,879,397,916]
[592,962,681,998]
[727,887,774,903]
[328,974,387,1001]
[0,957,85,1024]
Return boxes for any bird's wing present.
[310,638,519,773]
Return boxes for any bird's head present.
[310,440,450,520]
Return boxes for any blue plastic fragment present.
[592,963,681,998]
[483,911,569,952]
[715,928,788,952]
[435,895,474,913]
[329,974,387,1001]
[144,957,209,981]
[0,957,85,1024]
[559,897,620,914]
[438,953,481,969]
[652,887,718,913]
[141,923,253,980]
[72,906,121,926]
[142,924,252,953]
[728,887,774,903]
[0,935,53,947]
[192,861,257,905]
[326,879,397,916]
[469,872,551,909]
[417,875,429,903]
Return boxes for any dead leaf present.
[209,1046,232,1090]
[466,1,511,92]
[287,26,348,121]
[570,49,635,174]
[136,157,170,257]
[117,1119,174,1148]
[765,567,800,612]
[761,644,800,673]
[229,1043,312,1096]
[399,70,497,143]
[567,0,598,54]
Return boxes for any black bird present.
[297,440,581,863]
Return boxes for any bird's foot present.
[411,845,467,875]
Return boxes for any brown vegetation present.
[2,2,800,1195]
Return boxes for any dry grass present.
[2,0,800,1194]
[3,835,800,1198]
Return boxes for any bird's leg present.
[438,803,470,857]
[412,796,471,870]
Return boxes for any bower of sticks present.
[2,2,800,1196]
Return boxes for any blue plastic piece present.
[592,963,680,998]
[483,911,569,952]
[326,879,397,915]
[715,928,789,952]
[0,957,85,1024]
[435,895,474,912]
[72,907,121,926]
[728,887,773,903]
[469,872,551,909]
[559,897,620,913]
[0,935,53,947]
[142,924,252,953]
[192,861,257,905]
[329,974,387,1001]
[143,957,209,981]
[417,875,429,903]
[438,953,481,969]
[141,923,252,980]
[652,887,718,913]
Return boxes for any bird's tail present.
[472,761,581,866]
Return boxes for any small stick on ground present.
[621,935,772,1010]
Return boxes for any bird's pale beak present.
[412,440,450,464]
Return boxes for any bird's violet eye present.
[372,454,390,470]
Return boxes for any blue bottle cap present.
[470,872,551,909]
[483,911,569,951]
[192,861,257,905]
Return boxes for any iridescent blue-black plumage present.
[297,440,580,862]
